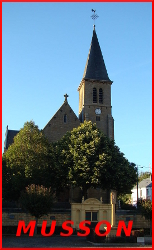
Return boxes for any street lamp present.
[136,165,143,207]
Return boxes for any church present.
[4,22,117,233]
[4,24,114,150]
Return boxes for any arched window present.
[64,114,67,123]
[93,88,97,103]
[99,88,103,103]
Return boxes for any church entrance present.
[85,211,98,228]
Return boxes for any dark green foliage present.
[19,184,53,219]
[137,198,152,236]
[137,199,152,221]
[53,132,71,194]
[98,138,137,194]
[3,121,58,201]
[2,122,49,200]
[68,122,103,196]
[2,153,26,201]
[118,194,136,210]
[57,121,137,196]
[3,120,138,202]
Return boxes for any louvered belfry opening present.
[93,87,97,103]
[99,88,103,103]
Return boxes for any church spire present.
[82,24,111,82]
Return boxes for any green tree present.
[19,184,54,234]
[53,132,72,195]
[138,172,151,182]
[138,199,152,235]
[59,121,137,197]
[98,138,137,195]
[2,154,17,201]
[68,121,102,197]
[2,152,27,201]
[3,121,56,201]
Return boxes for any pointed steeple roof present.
[83,26,111,81]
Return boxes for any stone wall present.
[115,211,150,229]
[2,210,150,231]
[2,211,71,227]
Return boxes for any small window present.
[64,114,67,123]
[85,211,98,222]
[85,212,91,221]
[140,189,142,197]
[99,88,103,103]
[96,116,100,121]
[93,88,97,103]
[92,212,97,221]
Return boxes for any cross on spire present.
[64,93,69,102]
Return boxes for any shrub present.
[131,229,144,237]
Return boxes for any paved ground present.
[2,236,152,248]
[2,236,92,248]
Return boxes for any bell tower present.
[78,24,114,140]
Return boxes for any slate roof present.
[133,177,152,189]
[138,177,152,188]
[4,129,19,150]
[83,26,111,82]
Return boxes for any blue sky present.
[2,2,152,173]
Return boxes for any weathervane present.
[91,9,99,26]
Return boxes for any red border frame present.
[0,1,153,250]
[1,0,153,2]
[1,1,2,249]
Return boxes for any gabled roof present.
[138,177,152,188]
[132,177,152,189]
[83,26,111,82]
[43,98,80,143]
[43,99,80,130]
[4,127,19,150]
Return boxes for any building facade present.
[131,176,152,205]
